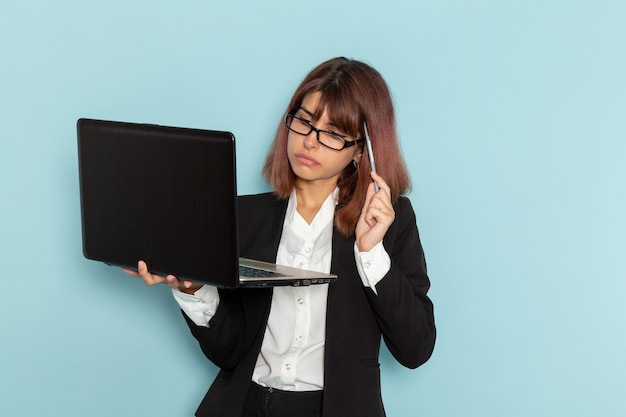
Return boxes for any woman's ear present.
[353,150,363,167]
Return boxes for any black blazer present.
[183,193,435,417]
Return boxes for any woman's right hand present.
[121,260,203,295]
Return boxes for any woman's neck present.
[294,180,337,224]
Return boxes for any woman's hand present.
[355,171,395,252]
[121,261,203,294]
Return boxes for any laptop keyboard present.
[239,265,286,278]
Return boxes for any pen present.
[363,122,380,192]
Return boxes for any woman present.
[124,57,435,417]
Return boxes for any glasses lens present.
[318,131,346,150]
[287,115,312,135]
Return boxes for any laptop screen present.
[77,118,240,287]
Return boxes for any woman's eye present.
[328,130,345,139]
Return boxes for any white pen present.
[363,122,380,192]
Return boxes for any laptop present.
[77,118,337,288]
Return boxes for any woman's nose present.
[303,130,319,149]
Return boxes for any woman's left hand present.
[355,171,395,252]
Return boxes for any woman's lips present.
[295,153,319,166]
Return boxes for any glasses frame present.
[285,113,363,151]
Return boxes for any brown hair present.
[263,57,411,235]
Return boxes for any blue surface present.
[1,1,625,416]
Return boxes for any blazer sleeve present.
[182,287,271,371]
[366,197,436,369]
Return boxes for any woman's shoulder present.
[384,195,423,249]
[391,195,419,231]
[237,192,288,243]
[238,192,287,214]
[394,195,415,214]
[238,192,283,205]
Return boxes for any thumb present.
[358,182,377,221]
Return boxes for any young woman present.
[124,57,436,417]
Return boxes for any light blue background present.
[1,1,625,416]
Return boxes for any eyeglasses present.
[285,113,363,151]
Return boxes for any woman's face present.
[287,92,362,188]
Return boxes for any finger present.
[368,186,391,208]
[364,206,378,228]
[137,260,160,281]
[366,192,395,226]
[121,267,140,277]
[370,171,389,192]
[370,172,393,207]
[370,204,394,224]
[137,260,150,276]
[364,200,384,228]
[137,260,169,286]
[181,280,195,289]
[165,274,181,289]
[358,182,378,223]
